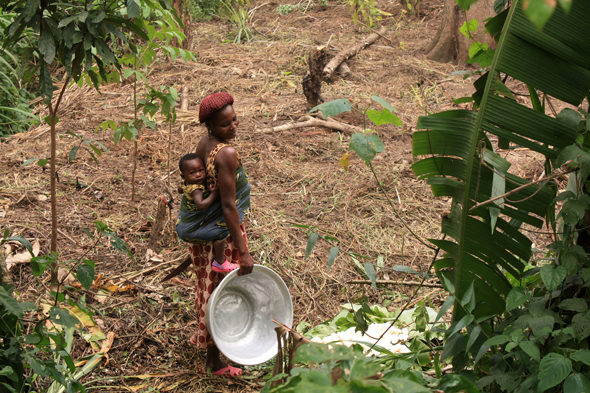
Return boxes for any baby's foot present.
[212,260,239,274]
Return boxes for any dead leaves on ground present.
[4,238,40,270]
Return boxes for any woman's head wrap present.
[199,92,234,124]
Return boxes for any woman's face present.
[209,105,239,141]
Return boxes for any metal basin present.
[205,264,293,365]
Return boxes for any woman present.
[176,92,253,377]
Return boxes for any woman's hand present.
[238,252,253,276]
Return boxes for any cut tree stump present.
[180,86,189,135]
[302,46,327,108]
[147,196,169,252]
[180,86,189,111]
[323,27,386,80]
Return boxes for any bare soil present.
[0,0,546,391]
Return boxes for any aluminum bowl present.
[205,264,293,365]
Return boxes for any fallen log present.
[260,115,362,135]
[323,27,386,80]
[337,62,351,78]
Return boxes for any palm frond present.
[412,0,590,319]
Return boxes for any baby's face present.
[182,159,206,184]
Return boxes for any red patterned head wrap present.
[199,92,234,124]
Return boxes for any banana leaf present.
[412,0,590,319]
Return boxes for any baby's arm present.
[191,185,219,210]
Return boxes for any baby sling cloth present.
[175,143,251,243]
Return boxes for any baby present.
[178,153,239,274]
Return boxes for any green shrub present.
[0,12,36,139]
[189,0,223,20]
[0,70,35,138]
[275,4,297,15]
[219,0,252,43]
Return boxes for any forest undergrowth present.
[0,0,559,391]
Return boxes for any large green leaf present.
[538,353,572,391]
[563,373,590,393]
[412,0,590,320]
[308,98,351,118]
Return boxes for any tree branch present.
[348,279,443,288]
[469,164,575,212]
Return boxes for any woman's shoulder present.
[195,135,208,155]
[215,145,240,169]
[217,144,237,155]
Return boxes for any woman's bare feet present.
[211,365,242,377]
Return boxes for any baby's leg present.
[213,239,226,264]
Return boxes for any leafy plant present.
[407,0,590,391]
[0,0,184,265]
[0,222,129,392]
[102,18,192,202]
[275,4,298,15]
[0,11,37,138]
[189,0,223,20]
[401,0,420,15]
[304,96,429,296]
[65,131,109,165]
[348,0,381,28]
[459,18,495,68]
[412,0,590,320]
[140,84,179,191]
[101,82,182,202]
[220,0,253,43]
[264,341,479,392]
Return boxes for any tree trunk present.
[131,76,138,203]
[173,0,192,49]
[425,0,496,64]
[48,75,70,283]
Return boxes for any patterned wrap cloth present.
[175,143,251,349]
[189,223,248,349]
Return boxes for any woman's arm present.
[216,146,253,276]
[191,187,219,210]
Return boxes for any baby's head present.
[179,153,207,185]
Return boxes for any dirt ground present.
[0,0,549,391]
